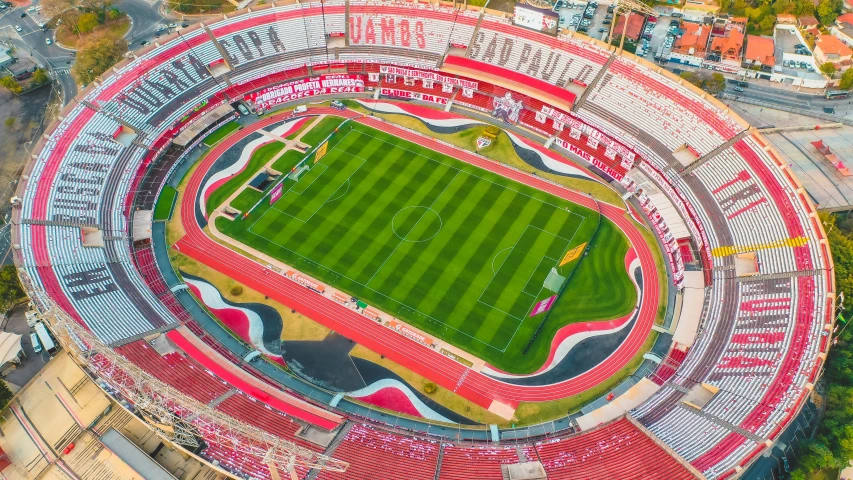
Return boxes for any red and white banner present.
[380,88,449,105]
[270,183,283,204]
[530,295,557,316]
[379,65,478,89]
[245,75,365,109]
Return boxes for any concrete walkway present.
[215,114,323,214]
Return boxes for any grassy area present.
[55,16,130,49]
[153,186,177,221]
[230,188,264,213]
[272,150,306,174]
[170,251,331,341]
[299,116,345,147]
[203,121,241,146]
[217,122,636,374]
[205,142,285,216]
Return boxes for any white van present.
[30,332,42,353]
[293,105,307,114]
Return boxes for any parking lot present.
[556,1,615,41]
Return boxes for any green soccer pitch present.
[216,122,637,373]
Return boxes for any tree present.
[0,266,24,313]
[679,71,701,87]
[702,72,727,94]
[76,12,100,34]
[820,62,837,76]
[4,117,14,128]
[71,35,127,85]
[0,76,22,94]
[0,381,12,411]
[817,0,842,24]
[840,68,853,90]
[107,7,121,23]
[795,213,853,476]
[32,68,49,85]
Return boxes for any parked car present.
[30,332,42,353]
[140,40,150,46]
[603,19,611,25]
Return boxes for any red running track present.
[175,108,660,408]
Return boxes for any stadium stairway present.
[680,129,753,176]
[572,53,616,112]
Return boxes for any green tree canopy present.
[820,62,838,76]
[76,12,100,34]
[0,266,24,313]
[840,68,853,90]
[0,380,12,411]
[71,35,127,85]
[32,68,49,85]
[0,76,22,94]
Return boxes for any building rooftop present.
[613,12,645,41]
[817,34,853,56]
[674,22,711,55]
[777,14,797,24]
[745,35,776,66]
[837,12,853,25]
[711,28,744,58]
[798,15,819,27]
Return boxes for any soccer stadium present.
[5,1,836,479]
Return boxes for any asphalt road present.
[720,80,853,121]
[0,0,168,105]
[118,0,167,48]
[0,3,77,103]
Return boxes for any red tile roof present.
[613,13,645,41]
[744,35,775,66]
[817,34,853,57]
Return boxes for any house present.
[0,50,13,70]
[815,34,853,70]
[744,35,776,69]
[4,56,36,80]
[710,28,745,66]
[674,22,712,57]
[798,15,819,29]
[776,14,797,25]
[832,13,853,48]
[613,12,645,41]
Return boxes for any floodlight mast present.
[20,275,348,480]
[607,0,656,53]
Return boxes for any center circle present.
[391,206,443,243]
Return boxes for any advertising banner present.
[270,183,284,205]
[379,65,479,89]
[245,75,364,110]
[530,295,557,316]
[380,88,449,105]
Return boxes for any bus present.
[34,322,58,355]
[825,90,849,100]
